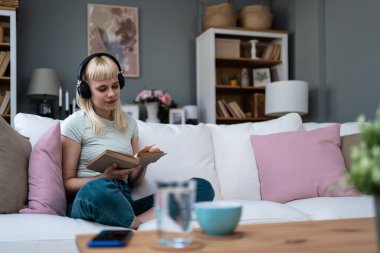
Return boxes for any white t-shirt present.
[61,110,139,178]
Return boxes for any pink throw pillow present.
[250,124,359,203]
[20,123,67,216]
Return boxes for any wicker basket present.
[203,3,237,30]
[0,0,18,9]
[239,5,272,30]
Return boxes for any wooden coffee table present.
[76,218,377,253]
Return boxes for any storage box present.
[215,38,240,58]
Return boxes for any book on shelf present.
[271,45,281,61]
[260,41,281,61]
[222,99,238,118]
[230,101,246,118]
[3,100,10,115]
[0,51,10,77]
[253,93,265,117]
[216,102,223,118]
[0,90,10,114]
[261,44,274,60]
[87,145,167,173]
[217,100,231,118]
[0,51,6,68]
[227,101,240,118]
[0,26,3,43]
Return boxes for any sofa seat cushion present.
[208,113,303,201]
[0,240,78,253]
[231,200,311,224]
[138,200,311,231]
[0,214,123,242]
[134,121,222,200]
[285,196,375,220]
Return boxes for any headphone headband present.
[77,52,123,82]
[76,52,125,99]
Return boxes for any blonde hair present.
[76,55,127,135]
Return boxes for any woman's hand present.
[101,163,142,180]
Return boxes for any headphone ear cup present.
[77,81,91,99]
[118,73,125,89]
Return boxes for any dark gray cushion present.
[341,133,362,169]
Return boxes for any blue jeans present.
[67,178,215,228]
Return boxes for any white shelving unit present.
[196,27,288,124]
[0,8,16,126]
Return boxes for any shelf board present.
[198,26,288,38]
[216,57,281,68]
[216,85,265,95]
[216,85,265,90]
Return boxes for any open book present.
[87,145,166,173]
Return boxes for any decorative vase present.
[249,40,258,59]
[241,68,249,87]
[145,102,160,123]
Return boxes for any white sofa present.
[0,112,374,253]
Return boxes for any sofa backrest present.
[207,113,304,201]
[14,113,361,202]
[13,113,222,200]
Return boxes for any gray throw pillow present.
[0,117,32,213]
[341,133,362,169]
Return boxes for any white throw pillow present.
[14,113,61,147]
[133,121,222,200]
[208,113,303,200]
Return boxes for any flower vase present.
[145,102,160,123]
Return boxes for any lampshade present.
[265,80,308,116]
[28,68,60,99]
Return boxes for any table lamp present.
[27,68,60,118]
[265,80,308,116]
[184,105,198,125]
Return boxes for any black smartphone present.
[87,230,134,247]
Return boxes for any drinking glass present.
[155,180,196,248]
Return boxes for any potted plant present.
[347,108,380,251]
[229,74,238,87]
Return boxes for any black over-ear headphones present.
[76,52,125,99]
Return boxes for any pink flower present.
[135,89,152,101]
[135,89,174,106]
[159,93,171,105]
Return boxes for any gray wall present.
[17,0,380,122]
[17,0,270,118]
[18,0,199,116]
[291,0,380,122]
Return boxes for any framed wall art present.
[252,68,271,87]
[87,4,139,77]
[169,108,185,125]
[121,104,139,120]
